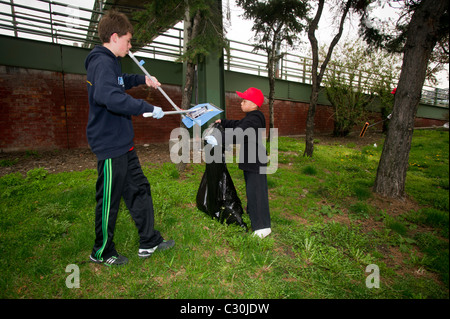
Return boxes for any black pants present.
[244,170,271,231]
[91,150,163,260]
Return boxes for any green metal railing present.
[0,0,183,60]
[225,39,449,108]
[1,0,448,107]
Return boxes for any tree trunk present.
[181,61,196,110]
[373,0,447,198]
[268,76,275,140]
[268,46,276,141]
[304,82,319,156]
[177,7,202,172]
[303,0,323,157]
[266,28,283,142]
[304,0,350,157]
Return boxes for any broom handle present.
[143,109,199,118]
[368,113,392,128]
[128,51,183,113]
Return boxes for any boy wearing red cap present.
[213,87,271,238]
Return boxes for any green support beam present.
[185,0,226,116]
[197,53,225,110]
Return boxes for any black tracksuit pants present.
[243,170,271,231]
[91,149,163,261]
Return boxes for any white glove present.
[152,106,164,119]
[205,135,218,146]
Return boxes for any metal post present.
[49,1,54,43]
[10,0,18,37]
[302,58,306,84]
[196,0,225,111]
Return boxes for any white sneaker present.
[138,247,157,258]
[253,228,272,239]
[138,240,175,259]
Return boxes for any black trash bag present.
[196,124,248,232]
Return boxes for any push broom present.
[359,113,392,137]
[361,88,396,137]
[128,51,223,128]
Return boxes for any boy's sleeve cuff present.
[138,74,146,85]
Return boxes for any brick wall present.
[1,66,446,152]
[1,67,68,151]
[127,84,183,145]
[0,66,184,151]
[64,73,89,148]
[414,117,448,128]
[224,92,335,135]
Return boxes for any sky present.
[224,1,448,89]
[1,0,448,88]
[225,1,393,49]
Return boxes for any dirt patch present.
[280,210,309,225]
[0,143,171,177]
[310,131,385,148]
[0,132,385,177]
[368,193,421,217]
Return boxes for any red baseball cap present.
[236,87,264,107]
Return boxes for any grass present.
[0,130,448,299]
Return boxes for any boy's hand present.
[215,119,221,123]
[205,135,218,146]
[145,76,161,89]
[151,106,164,119]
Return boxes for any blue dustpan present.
[128,52,223,128]
[182,103,223,128]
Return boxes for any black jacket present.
[221,110,268,173]
[85,45,156,160]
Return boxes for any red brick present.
[2,66,445,152]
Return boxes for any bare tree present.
[237,0,308,139]
[303,0,366,157]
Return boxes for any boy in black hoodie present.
[85,10,174,266]
[207,87,271,238]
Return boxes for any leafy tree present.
[359,0,449,86]
[134,0,227,111]
[133,1,184,45]
[359,0,449,198]
[323,41,371,137]
[237,0,309,137]
[322,40,401,136]
[371,71,398,133]
[325,79,372,137]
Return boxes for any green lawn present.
[0,130,448,299]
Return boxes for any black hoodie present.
[85,45,156,160]
[221,110,268,173]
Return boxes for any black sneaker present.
[90,254,129,267]
[138,240,175,259]
[158,239,175,251]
